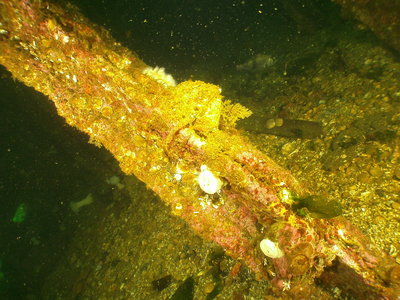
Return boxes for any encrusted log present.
[0,0,399,298]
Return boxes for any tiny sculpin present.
[293,195,342,219]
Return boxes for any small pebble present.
[281,142,296,155]
[357,171,372,184]
[275,118,284,127]
[369,166,383,177]
[266,118,276,129]
[374,215,386,225]
[392,202,400,210]
[204,282,215,294]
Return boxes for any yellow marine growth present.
[220,99,252,129]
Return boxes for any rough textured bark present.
[0,0,399,298]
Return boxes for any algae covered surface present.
[1,0,400,299]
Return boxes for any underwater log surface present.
[0,0,399,298]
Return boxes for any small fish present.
[293,195,342,219]
[240,117,323,139]
[262,118,323,139]
[236,54,276,73]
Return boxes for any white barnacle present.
[197,165,222,195]
[260,238,284,259]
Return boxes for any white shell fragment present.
[260,238,284,259]
[197,165,222,194]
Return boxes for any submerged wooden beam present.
[0,0,399,298]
